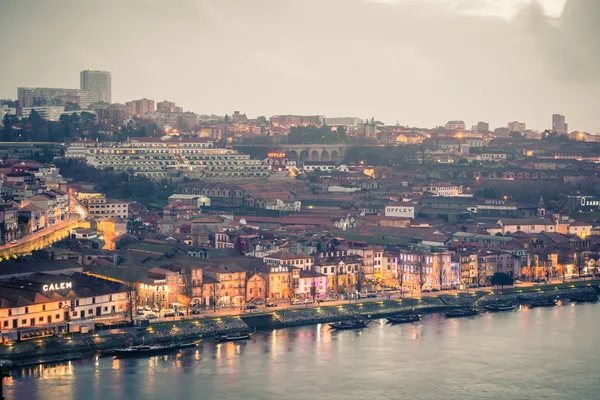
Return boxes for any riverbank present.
[0,285,597,367]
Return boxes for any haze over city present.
[1,0,599,131]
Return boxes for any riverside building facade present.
[64,137,269,180]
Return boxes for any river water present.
[6,303,600,400]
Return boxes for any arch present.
[310,150,320,161]
[288,150,298,161]
[321,150,330,162]
[300,150,310,162]
[330,150,339,163]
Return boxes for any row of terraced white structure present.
[64,137,270,180]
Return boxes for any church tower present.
[537,196,546,217]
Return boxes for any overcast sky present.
[1,0,598,132]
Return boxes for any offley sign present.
[484,200,506,205]
[268,152,287,158]
[43,282,73,291]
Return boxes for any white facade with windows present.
[385,203,416,219]
[64,137,269,180]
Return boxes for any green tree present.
[257,116,268,125]
[177,115,190,132]
[490,272,514,290]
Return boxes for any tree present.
[257,116,268,125]
[398,264,404,298]
[177,115,190,132]
[224,114,231,124]
[417,255,428,292]
[64,102,81,112]
[310,280,317,303]
[122,268,139,324]
[355,265,364,294]
[437,262,447,291]
[2,114,18,129]
[180,267,194,314]
[490,272,514,290]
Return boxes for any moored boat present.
[386,314,421,324]
[112,342,198,358]
[528,299,557,308]
[444,308,479,318]
[215,333,252,342]
[329,317,370,330]
[483,304,518,312]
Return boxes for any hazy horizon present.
[1,0,599,132]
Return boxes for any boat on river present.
[329,317,370,330]
[528,299,557,308]
[444,308,479,318]
[386,314,421,324]
[483,304,518,312]
[215,332,252,342]
[111,341,199,358]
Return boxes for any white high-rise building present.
[80,69,111,103]
[552,114,568,135]
[507,121,526,132]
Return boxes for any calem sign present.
[268,152,287,158]
[42,282,73,291]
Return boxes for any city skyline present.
[1,0,599,132]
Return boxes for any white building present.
[87,198,130,219]
[17,87,91,108]
[385,202,416,219]
[445,120,466,130]
[478,153,507,162]
[324,117,361,128]
[80,69,112,103]
[422,184,463,197]
[64,137,269,180]
[21,106,65,121]
[0,272,130,337]
[495,218,556,235]
[552,114,568,135]
[0,105,16,116]
[508,121,526,132]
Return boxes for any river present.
[6,303,600,400]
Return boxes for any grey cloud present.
[0,0,598,131]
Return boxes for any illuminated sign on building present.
[581,197,600,207]
[268,152,287,158]
[270,266,289,273]
[42,282,73,291]
[484,200,506,206]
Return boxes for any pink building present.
[297,270,328,299]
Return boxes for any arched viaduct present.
[271,144,353,163]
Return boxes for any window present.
[2,321,7,328]
[92,298,96,304]
[39,317,43,322]
[42,305,46,311]
[25,307,29,314]
[21,319,26,325]
[8,310,11,316]
[56,314,60,320]
[88,309,93,315]
[104,307,108,312]
[72,311,77,317]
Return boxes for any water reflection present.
[6,305,600,400]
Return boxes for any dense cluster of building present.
[0,160,71,243]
